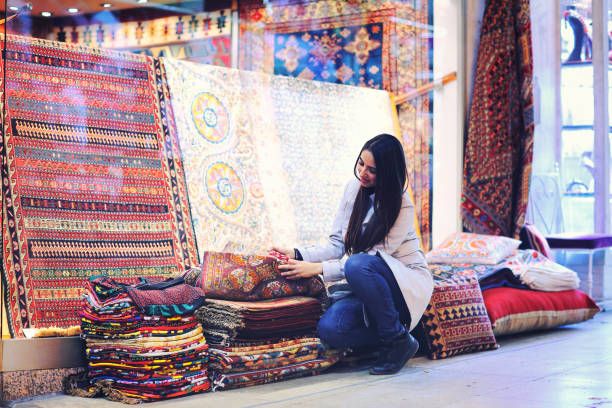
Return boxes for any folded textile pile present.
[195,296,339,390]
[77,276,210,402]
[196,297,323,346]
[427,249,579,292]
[427,262,527,291]
[501,250,580,291]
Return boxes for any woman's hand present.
[270,246,295,259]
[278,260,322,279]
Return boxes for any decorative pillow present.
[183,251,326,301]
[501,250,580,291]
[519,223,554,260]
[426,232,521,265]
[417,274,497,360]
[482,287,600,336]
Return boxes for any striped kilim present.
[0,35,198,337]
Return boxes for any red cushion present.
[483,287,600,336]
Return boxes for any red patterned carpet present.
[0,35,198,336]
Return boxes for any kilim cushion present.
[483,287,599,336]
[0,35,198,336]
[519,223,554,260]
[426,232,521,265]
[183,251,326,301]
[417,274,497,360]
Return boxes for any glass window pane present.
[560,1,594,234]
[530,0,595,235]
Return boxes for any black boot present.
[369,330,419,375]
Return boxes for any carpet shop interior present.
[0,0,611,405]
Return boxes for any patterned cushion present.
[417,274,497,360]
[520,223,554,259]
[483,287,600,336]
[426,232,521,265]
[183,251,326,301]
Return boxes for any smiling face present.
[356,149,376,188]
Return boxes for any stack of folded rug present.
[196,297,323,345]
[196,297,339,390]
[75,276,210,402]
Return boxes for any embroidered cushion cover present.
[426,232,521,265]
[183,251,326,301]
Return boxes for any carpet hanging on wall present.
[0,35,198,337]
[238,0,433,250]
[461,0,534,238]
[162,58,399,254]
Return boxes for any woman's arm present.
[282,181,357,283]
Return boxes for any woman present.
[273,133,433,375]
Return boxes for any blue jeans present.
[318,253,411,349]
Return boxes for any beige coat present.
[297,179,433,331]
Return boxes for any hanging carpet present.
[162,58,397,254]
[238,0,433,250]
[0,35,198,336]
[461,0,534,238]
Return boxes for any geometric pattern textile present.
[210,353,340,391]
[47,10,231,49]
[162,58,397,254]
[208,341,323,373]
[129,37,231,67]
[0,35,198,337]
[417,274,498,360]
[183,251,326,301]
[79,278,209,402]
[238,0,434,250]
[47,12,232,68]
[461,0,534,238]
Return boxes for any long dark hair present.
[344,134,408,255]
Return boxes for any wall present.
[432,0,464,248]
[530,1,561,175]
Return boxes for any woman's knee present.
[317,312,341,346]
[317,315,337,342]
[344,253,375,282]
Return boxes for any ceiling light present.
[67,8,79,13]
[137,0,148,3]
[41,11,53,17]
[101,3,112,7]
[8,6,19,11]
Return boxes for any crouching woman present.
[273,133,433,375]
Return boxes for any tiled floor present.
[7,309,611,408]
